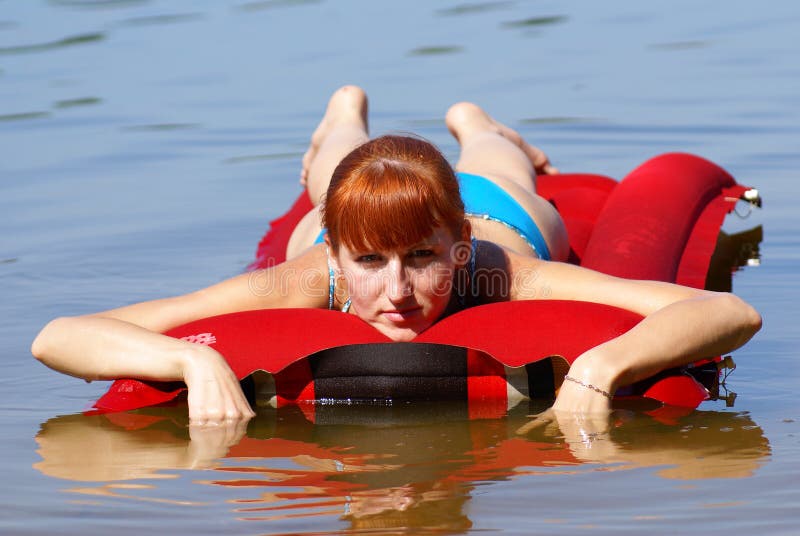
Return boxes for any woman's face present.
[330,226,468,342]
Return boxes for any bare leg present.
[301,85,370,205]
[445,101,558,192]
[445,102,569,261]
[287,86,369,258]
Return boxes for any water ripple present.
[539,121,800,137]
[437,2,515,16]
[0,111,51,122]
[224,152,303,165]
[648,40,710,51]
[408,45,464,56]
[53,97,102,109]
[520,116,604,125]
[502,15,567,28]
[0,32,105,55]
[48,0,148,9]
[115,13,204,27]
[121,123,201,132]
[235,0,322,12]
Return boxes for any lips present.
[381,307,423,323]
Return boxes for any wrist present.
[562,375,613,400]
[178,344,219,382]
[568,346,627,394]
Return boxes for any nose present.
[384,257,412,303]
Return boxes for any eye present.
[410,249,434,258]
[356,253,382,263]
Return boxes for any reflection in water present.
[34,403,770,532]
[706,226,763,292]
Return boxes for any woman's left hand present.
[549,351,617,414]
[551,375,613,414]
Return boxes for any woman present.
[31,86,761,426]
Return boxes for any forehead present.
[341,226,454,253]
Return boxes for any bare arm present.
[506,253,762,412]
[31,245,329,424]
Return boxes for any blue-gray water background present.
[1,1,799,534]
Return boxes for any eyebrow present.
[408,237,441,249]
[351,232,443,254]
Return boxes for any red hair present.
[322,135,465,252]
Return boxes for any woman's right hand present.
[181,345,255,426]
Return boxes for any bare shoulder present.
[93,244,330,332]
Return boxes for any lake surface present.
[2,0,799,534]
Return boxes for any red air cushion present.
[94,153,752,415]
[581,153,739,281]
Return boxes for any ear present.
[453,219,473,268]
[460,218,472,244]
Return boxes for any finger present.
[516,408,555,435]
[189,391,230,426]
[212,368,254,422]
[226,380,256,420]
[186,363,254,425]
[235,390,256,419]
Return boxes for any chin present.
[375,321,429,342]
[389,329,420,342]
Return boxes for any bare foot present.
[300,85,369,186]
[445,101,558,175]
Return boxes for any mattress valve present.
[743,188,762,207]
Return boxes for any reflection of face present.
[331,227,466,341]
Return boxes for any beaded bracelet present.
[563,375,613,400]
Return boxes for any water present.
[2,0,799,534]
